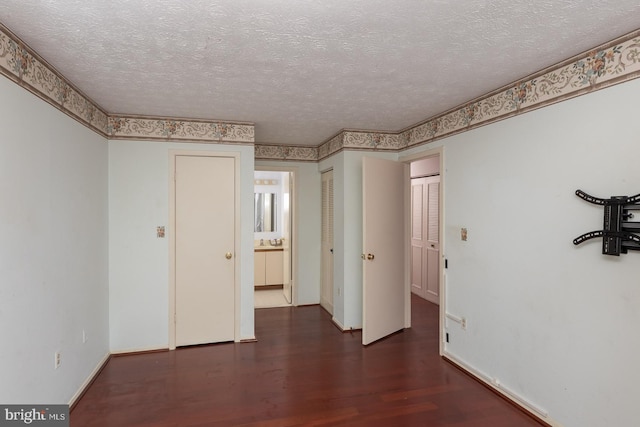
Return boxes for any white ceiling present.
[1,1,639,146]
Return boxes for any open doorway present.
[401,149,445,354]
[254,170,294,308]
[409,156,440,305]
[359,152,444,345]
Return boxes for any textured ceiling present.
[1,1,639,146]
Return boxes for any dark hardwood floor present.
[71,296,544,426]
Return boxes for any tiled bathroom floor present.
[254,289,291,309]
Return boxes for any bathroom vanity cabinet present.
[254,248,284,286]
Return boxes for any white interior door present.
[320,170,334,314]
[175,155,235,346]
[410,176,440,304]
[282,172,292,303]
[362,157,406,345]
[411,178,427,300]
[425,176,440,304]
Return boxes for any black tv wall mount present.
[573,189,640,256]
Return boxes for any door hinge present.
[445,259,448,269]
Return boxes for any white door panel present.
[410,179,427,299]
[320,170,334,314]
[410,176,440,304]
[362,157,405,345]
[175,155,235,346]
[282,173,292,303]
[425,178,440,304]
[411,246,424,295]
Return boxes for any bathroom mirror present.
[255,193,277,232]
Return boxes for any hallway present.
[71,296,544,426]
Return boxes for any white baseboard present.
[443,351,563,427]
[68,352,110,408]
[320,298,333,315]
[332,316,346,331]
[331,317,362,332]
[110,346,168,355]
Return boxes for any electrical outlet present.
[82,329,87,344]
[54,352,61,370]
[461,317,467,330]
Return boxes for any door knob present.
[225,252,233,260]
[367,253,375,260]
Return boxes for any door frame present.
[169,150,242,350]
[254,165,298,306]
[399,146,445,355]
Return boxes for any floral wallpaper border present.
[107,115,254,143]
[316,29,640,161]
[399,30,640,151]
[2,22,639,162]
[0,24,255,145]
[0,24,110,135]
[254,144,318,162]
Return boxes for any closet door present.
[410,175,440,304]
[424,176,440,304]
[410,178,427,300]
[174,155,235,346]
[320,170,334,315]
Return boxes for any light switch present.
[461,228,468,241]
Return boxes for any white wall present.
[109,140,255,351]
[410,156,439,177]
[0,78,109,404]
[402,79,640,427]
[255,161,322,306]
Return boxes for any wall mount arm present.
[573,189,640,256]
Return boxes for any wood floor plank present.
[71,296,545,426]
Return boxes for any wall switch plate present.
[461,228,468,241]
[157,226,165,238]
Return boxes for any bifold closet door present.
[320,169,334,314]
